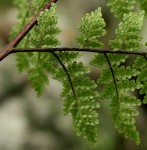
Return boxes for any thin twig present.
[1,47,147,61]
[51,52,78,106]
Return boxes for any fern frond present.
[12,3,61,95]
[65,7,108,143]
[76,7,106,48]
[35,6,106,143]
[53,57,100,144]
[28,3,61,95]
[107,0,136,19]
[109,11,144,51]
[111,95,141,145]
[9,0,147,146]
[96,67,142,144]
[12,2,100,143]
[63,71,100,144]
[30,6,61,48]
[90,11,144,144]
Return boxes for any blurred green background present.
[0,0,147,150]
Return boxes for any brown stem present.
[0,47,147,61]
[0,0,58,61]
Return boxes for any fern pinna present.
[2,0,147,145]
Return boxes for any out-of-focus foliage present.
[0,0,13,8]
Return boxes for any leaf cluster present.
[10,0,147,146]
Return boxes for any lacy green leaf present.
[107,0,136,18]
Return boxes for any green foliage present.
[12,0,100,144]
[10,0,147,146]
[54,60,100,143]
[134,56,147,104]
[90,10,145,145]
[90,53,144,144]
[13,1,61,95]
[139,0,147,16]
[32,0,49,12]
[27,4,61,96]
[109,11,144,51]
[11,0,31,35]
[71,7,107,143]
[111,95,141,144]
[107,0,136,19]
[28,63,49,96]
[76,7,106,48]
[10,0,34,72]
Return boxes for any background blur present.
[0,0,147,150]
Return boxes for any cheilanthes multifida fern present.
[91,11,144,144]
[10,0,147,146]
